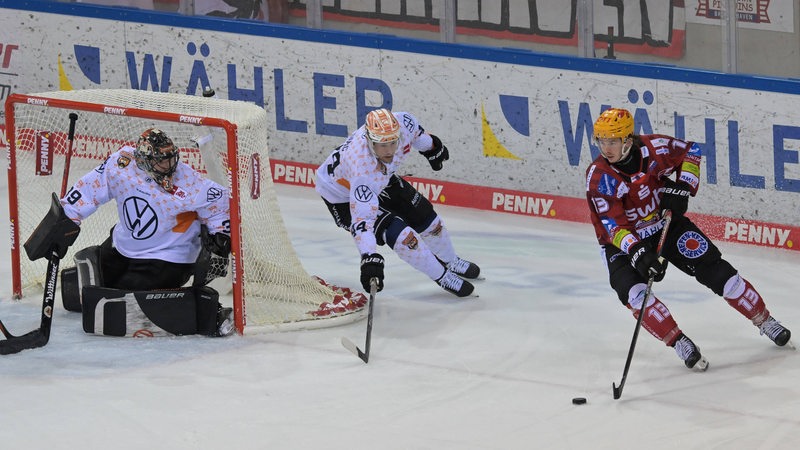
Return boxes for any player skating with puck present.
[316,108,480,297]
[585,108,792,370]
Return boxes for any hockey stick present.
[612,209,673,400]
[0,113,78,355]
[0,250,60,355]
[60,113,79,199]
[341,277,378,363]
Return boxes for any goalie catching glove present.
[203,230,231,257]
[419,134,449,171]
[193,226,231,286]
[629,240,667,282]
[360,253,385,292]
[661,178,692,217]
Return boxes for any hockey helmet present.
[365,109,400,145]
[593,108,634,140]
[134,128,179,188]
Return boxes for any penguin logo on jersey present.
[677,231,708,259]
[122,196,158,240]
[354,185,374,202]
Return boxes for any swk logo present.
[123,196,158,240]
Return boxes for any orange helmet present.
[593,108,634,140]
[365,108,400,144]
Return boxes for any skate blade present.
[693,356,710,372]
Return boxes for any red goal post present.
[5,89,366,334]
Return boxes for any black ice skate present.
[672,333,709,371]
[758,316,792,347]
[436,270,474,297]
[446,257,481,279]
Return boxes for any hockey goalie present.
[29,127,235,338]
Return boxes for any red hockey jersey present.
[585,134,701,253]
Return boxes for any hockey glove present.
[360,252,385,292]
[661,179,692,218]
[204,231,232,257]
[419,134,449,171]
[629,240,667,282]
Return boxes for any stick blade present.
[0,329,48,355]
[612,383,622,400]
[341,337,368,363]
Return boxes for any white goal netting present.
[5,89,366,333]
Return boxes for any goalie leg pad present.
[195,286,222,336]
[60,266,81,312]
[82,286,199,337]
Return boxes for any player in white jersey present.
[35,128,234,337]
[316,108,480,297]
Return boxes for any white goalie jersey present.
[61,147,230,264]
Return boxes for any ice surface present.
[1,182,798,450]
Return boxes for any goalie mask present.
[364,109,400,161]
[135,128,179,190]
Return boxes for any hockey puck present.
[572,397,587,405]
[202,86,216,98]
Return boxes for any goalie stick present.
[0,112,78,355]
[612,209,673,400]
[341,277,378,363]
[0,250,60,355]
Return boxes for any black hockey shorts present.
[323,175,437,242]
[99,245,194,291]
[603,215,737,304]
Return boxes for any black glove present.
[419,134,449,171]
[24,192,81,261]
[629,240,667,281]
[203,230,231,257]
[360,253,385,292]
[661,178,692,217]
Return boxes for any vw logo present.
[354,185,374,203]
[122,196,158,240]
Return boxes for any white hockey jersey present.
[61,147,230,264]
[315,111,434,256]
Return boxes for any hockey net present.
[4,89,366,333]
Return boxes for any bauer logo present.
[36,131,53,176]
[145,292,186,299]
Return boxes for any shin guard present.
[627,284,682,346]
[723,274,769,325]
[392,227,448,280]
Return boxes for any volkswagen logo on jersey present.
[207,186,223,202]
[122,196,158,240]
[354,185,374,202]
[677,231,709,259]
